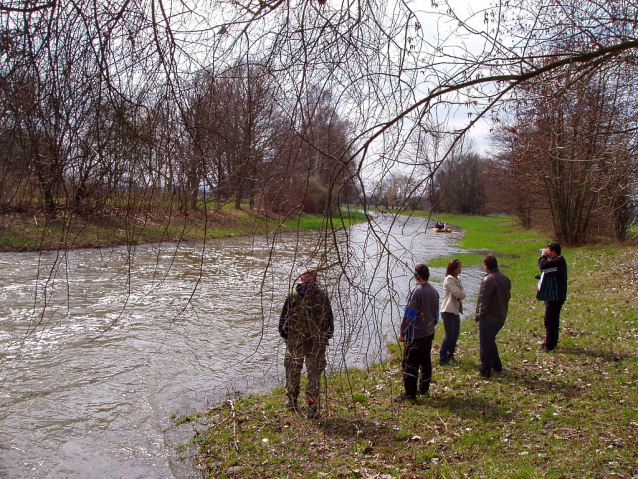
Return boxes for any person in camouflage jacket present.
[279,268,334,418]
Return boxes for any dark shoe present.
[306,398,320,419]
[539,344,554,353]
[439,358,448,366]
[493,366,503,373]
[479,367,491,378]
[307,405,320,419]
[395,393,417,403]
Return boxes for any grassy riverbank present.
[0,205,367,252]
[183,214,638,478]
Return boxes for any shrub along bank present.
[182,214,638,478]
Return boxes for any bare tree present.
[492,60,638,243]
[432,140,486,215]
[2,0,637,223]
[488,123,538,228]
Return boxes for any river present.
[0,214,484,478]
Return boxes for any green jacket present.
[279,282,334,343]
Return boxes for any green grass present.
[186,213,638,478]
[281,210,368,231]
[0,207,368,252]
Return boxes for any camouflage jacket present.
[279,282,334,343]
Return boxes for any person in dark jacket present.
[475,255,511,377]
[537,242,568,352]
[398,264,440,401]
[279,268,334,418]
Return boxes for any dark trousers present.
[544,300,564,350]
[440,312,460,363]
[402,334,434,397]
[479,320,503,375]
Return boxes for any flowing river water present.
[0,215,485,478]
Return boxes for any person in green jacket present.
[537,242,568,352]
[279,268,334,418]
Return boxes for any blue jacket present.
[401,283,439,340]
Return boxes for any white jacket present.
[441,275,467,314]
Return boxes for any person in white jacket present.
[439,259,467,365]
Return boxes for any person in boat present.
[434,221,444,230]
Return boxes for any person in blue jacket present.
[537,242,568,352]
[398,264,439,401]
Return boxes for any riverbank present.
[183,214,638,478]
[0,206,368,252]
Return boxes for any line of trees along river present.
[1,0,637,248]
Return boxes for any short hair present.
[446,259,461,277]
[414,263,430,281]
[548,242,562,255]
[483,254,498,270]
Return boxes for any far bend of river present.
[0,215,485,478]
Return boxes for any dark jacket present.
[401,283,439,340]
[279,282,334,343]
[537,255,568,302]
[475,268,511,324]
